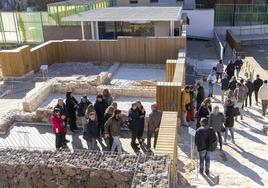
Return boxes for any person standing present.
[94,94,108,138]
[228,76,237,91]
[207,71,217,97]
[181,86,191,126]
[83,112,99,150]
[208,106,225,151]
[66,92,79,133]
[245,78,254,107]
[195,118,217,176]
[136,101,146,144]
[78,96,91,126]
[51,108,65,149]
[104,106,115,150]
[196,98,212,129]
[224,100,235,144]
[55,98,69,145]
[221,74,229,103]
[225,60,235,80]
[196,83,205,111]
[253,74,263,105]
[85,104,95,119]
[187,86,196,122]
[234,54,243,78]
[216,60,224,83]
[147,104,162,150]
[234,80,248,120]
[103,89,113,106]
[104,110,125,153]
[259,80,268,116]
[128,102,141,150]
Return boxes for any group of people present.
[181,55,268,176]
[51,89,162,152]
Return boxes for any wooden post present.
[166,59,177,82]
[156,82,181,113]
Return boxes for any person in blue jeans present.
[195,118,211,175]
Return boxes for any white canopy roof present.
[62,6,182,22]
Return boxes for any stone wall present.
[0,149,137,188]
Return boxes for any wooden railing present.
[226,29,241,52]
[0,36,186,77]
[155,48,186,183]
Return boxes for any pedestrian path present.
[178,81,268,188]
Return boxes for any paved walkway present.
[178,81,268,188]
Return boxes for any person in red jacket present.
[51,108,65,149]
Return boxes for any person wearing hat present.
[128,102,141,150]
[104,109,125,153]
[147,104,162,150]
[78,96,92,126]
[94,94,108,138]
[65,91,79,133]
[51,108,65,149]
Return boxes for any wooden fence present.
[226,30,241,52]
[0,36,186,77]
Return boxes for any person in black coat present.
[65,92,79,132]
[234,55,243,78]
[253,74,263,104]
[196,98,212,129]
[104,106,115,150]
[55,98,69,144]
[195,118,215,175]
[228,76,237,91]
[84,112,99,150]
[225,60,235,80]
[245,79,254,107]
[136,101,146,144]
[128,102,141,150]
[196,83,205,111]
[224,99,235,144]
[94,94,108,138]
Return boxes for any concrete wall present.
[215,25,268,36]
[43,26,92,41]
[182,9,214,39]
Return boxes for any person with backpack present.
[77,96,91,126]
[228,76,238,91]
[195,118,217,176]
[196,98,212,129]
[208,106,225,151]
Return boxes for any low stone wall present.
[22,82,53,112]
[0,149,137,188]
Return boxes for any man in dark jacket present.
[84,112,99,150]
[78,96,91,126]
[221,74,229,102]
[104,110,125,153]
[147,104,162,149]
[225,60,235,80]
[245,79,254,107]
[128,102,140,150]
[136,101,146,144]
[195,118,215,176]
[66,92,79,133]
[94,94,108,138]
[234,55,243,78]
[253,74,263,105]
[55,98,69,144]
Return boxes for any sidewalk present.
[178,81,268,187]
